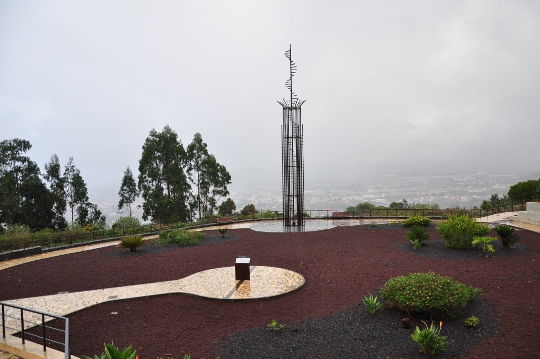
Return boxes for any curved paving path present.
[2,266,304,335]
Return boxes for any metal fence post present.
[21,309,25,344]
[2,304,5,338]
[65,318,70,359]
[42,313,46,352]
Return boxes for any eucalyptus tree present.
[76,202,106,227]
[0,139,55,229]
[138,125,190,224]
[64,157,89,224]
[118,166,139,217]
[186,133,231,220]
[44,154,67,229]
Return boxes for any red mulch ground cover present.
[1,225,539,358]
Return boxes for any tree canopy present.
[507,179,540,203]
[44,154,67,230]
[118,166,139,217]
[0,139,55,230]
[138,125,190,224]
[218,198,236,216]
[186,133,231,220]
[241,204,257,215]
[64,157,89,224]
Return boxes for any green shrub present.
[379,272,481,319]
[112,216,141,232]
[437,214,490,249]
[84,343,136,359]
[203,213,217,224]
[410,239,422,250]
[471,236,496,254]
[104,343,137,359]
[160,229,205,246]
[119,235,146,252]
[403,215,430,228]
[267,319,284,331]
[493,224,520,247]
[33,228,56,245]
[362,294,383,315]
[83,354,106,359]
[411,322,446,355]
[407,225,430,242]
[465,315,480,328]
[0,224,32,250]
[5,224,31,238]
[218,228,227,237]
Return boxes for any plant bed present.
[1,226,539,359]
[398,239,528,259]
[106,233,241,257]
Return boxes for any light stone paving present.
[0,349,21,359]
[477,212,518,224]
[0,240,124,271]
[1,266,304,334]
[477,212,540,233]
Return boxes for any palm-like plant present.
[407,225,430,244]
[119,235,146,252]
[493,224,520,248]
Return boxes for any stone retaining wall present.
[510,202,540,226]
[0,246,42,262]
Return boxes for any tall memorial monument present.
[278,45,305,227]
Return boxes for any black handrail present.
[0,301,70,359]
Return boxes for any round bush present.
[437,214,490,249]
[112,216,141,230]
[379,272,481,319]
[403,215,430,228]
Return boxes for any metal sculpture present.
[278,45,305,227]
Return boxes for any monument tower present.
[278,45,305,227]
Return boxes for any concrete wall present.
[510,202,540,226]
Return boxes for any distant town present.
[90,171,539,225]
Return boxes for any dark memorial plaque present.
[235,256,251,281]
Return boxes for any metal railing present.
[339,203,525,219]
[1,301,70,359]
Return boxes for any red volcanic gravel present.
[1,225,539,358]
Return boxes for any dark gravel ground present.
[1,225,539,359]
[219,298,496,359]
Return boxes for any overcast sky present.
[1,0,539,190]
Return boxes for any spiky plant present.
[119,235,146,252]
[407,225,430,243]
[493,224,520,248]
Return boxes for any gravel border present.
[398,239,528,259]
[218,298,497,359]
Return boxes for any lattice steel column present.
[278,45,305,227]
